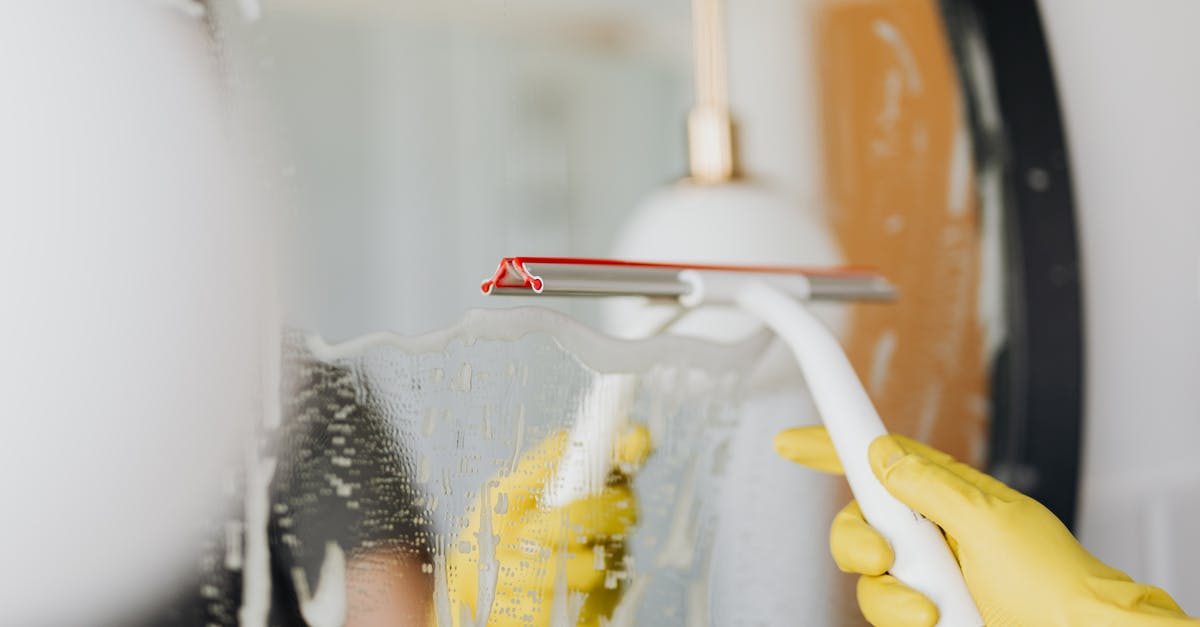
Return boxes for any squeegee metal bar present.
[480,257,896,302]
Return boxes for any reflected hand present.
[445,426,651,626]
[774,426,1196,627]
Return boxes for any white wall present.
[1039,0,1200,613]
[0,1,264,623]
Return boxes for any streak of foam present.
[568,591,586,624]
[238,454,277,627]
[432,538,453,627]
[544,374,636,508]
[604,575,651,627]
[418,454,431,483]
[473,483,499,626]
[877,69,904,129]
[224,520,243,571]
[962,29,1002,132]
[947,127,972,216]
[872,20,923,93]
[305,307,770,381]
[976,167,1009,358]
[655,461,699,569]
[539,508,586,627]
[550,537,571,627]
[508,404,527,474]
[293,542,347,627]
[454,363,473,393]
[240,317,282,626]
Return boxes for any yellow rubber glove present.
[444,426,651,626]
[774,426,1197,627]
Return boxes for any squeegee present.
[481,255,983,627]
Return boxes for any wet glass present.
[311,309,755,625]
[140,308,843,625]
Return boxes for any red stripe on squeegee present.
[481,256,879,294]
[481,257,545,293]
[511,256,878,277]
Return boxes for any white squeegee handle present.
[728,278,983,627]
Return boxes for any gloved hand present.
[444,426,651,626]
[774,426,1197,627]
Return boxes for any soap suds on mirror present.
[293,542,347,627]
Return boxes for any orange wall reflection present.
[816,0,988,466]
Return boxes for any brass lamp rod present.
[688,0,736,183]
